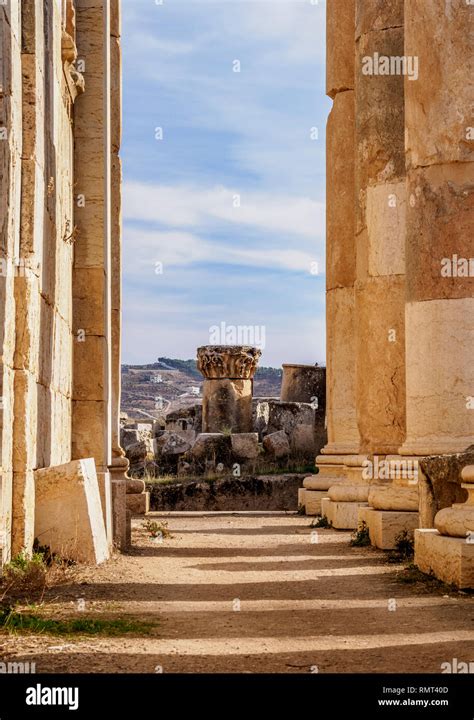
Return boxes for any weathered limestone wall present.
[0,0,126,561]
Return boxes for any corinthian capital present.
[197,345,261,380]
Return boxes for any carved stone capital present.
[197,345,261,380]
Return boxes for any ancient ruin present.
[298,0,474,588]
[0,0,148,564]
[0,0,472,666]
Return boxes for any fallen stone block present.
[189,433,232,463]
[231,433,259,460]
[157,432,191,457]
[35,459,109,564]
[120,427,139,450]
[263,430,290,459]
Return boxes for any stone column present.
[400,0,474,458]
[405,0,474,586]
[302,0,361,519]
[0,1,22,561]
[107,0,137,546]
[197,346,261,433]
[351,0,413,544]
[72,0,113,548]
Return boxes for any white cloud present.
[123,225,319,274]
[123,181,324,241]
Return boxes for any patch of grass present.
[1,551,48,600]
[395,563,458,594]
[145,475,179,485]
[0,606,155,637]
[142,519,173,540]
[310,515,332,529]
[297,504,306,516]
[350,521,371,546]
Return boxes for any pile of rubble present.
[120,349,326,480]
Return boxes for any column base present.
[298,489,328,516]
[358,506,419,550]
[321,497,369,529]
[299,473,345,516]
[415,529,474,589]
[126,492,150,515]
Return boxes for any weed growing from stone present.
[350,521,371,546]
[142,519,173,540]
[310,515,332,529]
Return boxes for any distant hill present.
[121,358,282,421]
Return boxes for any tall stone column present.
[400,0,474,458]
[407,0,474,587]
[197,346,261,433]
[302,0,361,518]
[107,0,135,547]
[351,0,414,545]
[72,0,113,547]
[0,1,22,561]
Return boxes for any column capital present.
[197,345,261,380]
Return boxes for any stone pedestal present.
[197,346,261,433]
[320,454,370,529]
[300,473,344,516]
[358,457,420,548]
[359,507,420,550]
[415,466,474,588]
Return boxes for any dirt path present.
[1,513,473,673]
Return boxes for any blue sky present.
[121,0,330,367]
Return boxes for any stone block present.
[126,492,149,516]
[290,424,316,459]
[322,498,369,529]
[304,490,328,517]
[231,432,259,460]
[359,506,420,550]
[415,529,474,589]
[120,427,139,449]
[263,430,290,459]
[297,487,306,510]
[34,458,109,564]
[189,433,232,463]
[156,432,191,457]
